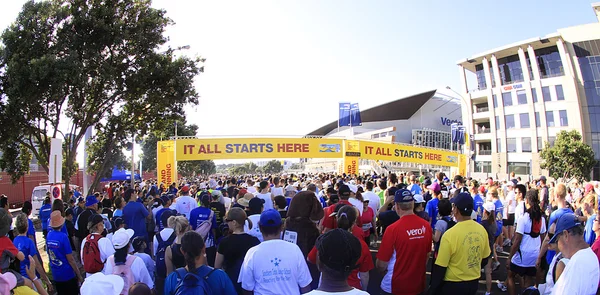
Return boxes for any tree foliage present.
[261,160,283,174]
[140,122,198,172]
[179,160,216,177]
[540,130,597,182]
[0,0,203,192]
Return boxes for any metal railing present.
[478,150,492,155]
[476,128,491,134]
[475,106,489,113]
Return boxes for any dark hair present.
[326,187,336,195]
[274,196,287,209]
[525,189,542,222]
[259,181,269,190]
[114,244,129,264]
[336,205,357,231]
[259,223,282,236]
[22,201,32,216]
[366,181,374,190]
[389,173,398,185]
[114,196,124,209]
[44,197,52,205]
[355,192,364,202]
[378,180,387,190]
[15,213,28,235]
[181,231,206,272]
[52,199,65,216]
[128,282,154,295]
[566,224,585,237]
[515,184,527,197]
[438,199,452,217]
[0,196,8,209]
[101,198,112,210]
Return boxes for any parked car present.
[32,183,79,216]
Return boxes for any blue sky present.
[1,0,598,162]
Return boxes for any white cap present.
[483,202,495,212]
[285,185,296,192]
[413,194,425,203]
[241,183,248,188]
[209,179,218,189]
[199,183,207,189]
[348,184,358,194]
[112,228,134,250]
[81,272,124,295]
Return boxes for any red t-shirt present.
[322,200,362,231]
[308,235,374,289]
[0,236,18,257]
[376,214,432,295]
[361,207,375,237]
[592,236,600,266]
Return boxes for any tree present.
[262,160,283,174]
[0,0,202,192]
[540,130,597,182]
[179,160,216,178]
[140,122,199,172]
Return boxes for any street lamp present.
[445,86,473,177]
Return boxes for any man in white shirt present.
[549,213,599,295]
[255,181,274,211]
[504,181,517,246]
[80,214,115,277]
[362,181,381,214]
[173,185,197,219]
[239,209,312,295]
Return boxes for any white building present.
[457,3,600,180]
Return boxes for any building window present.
[522,137,532,152]
[498,54,524,85]
[546,111,555,127]
[519,113,530,128]
[556,85,565,101]
[508,162,531,175]
[537,136,543,151]
[505,114,515,129]
[549,136,556,147]
[475,161,492,173]
[507,138,517,152]
[502,92,513,106]
[535,46,564,78]
[497,140,502,152]
[495,116,500,129]
[542,86,551,102]
[559,110,569,126]
[493,94,498,108]
[517,90,527,105]
[475,64,487,90]
[535,112,541,127]
[532,88,538,103]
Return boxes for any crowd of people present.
[0,171,599,295]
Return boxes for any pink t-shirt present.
[592,236,600,265]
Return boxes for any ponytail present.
[246,217,253,230]
[336,205,357,231]
[525,189,542,222]
[181,231,205,272]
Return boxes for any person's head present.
[49,210,65,231]
[21,201,32,217]
[410,175,416,183]
[540,175,547,185]
[335,204,358,231]
[482,202,495,222]
[593,214,600,235]
[131,236,147,253]
[87,214,105,233]
[555,183,567,200]
[378,179,387,190]
[515,184,527,201]
[85,195,99,211]
[101,198,112,211]
[0,196,9,210]
[128,282,154,295]
[393,189,414,213]
[168,215,189,237]
[65,208,74,221]
[451,192,474,218]
[52,199,65,216]
[15,213,29,235]
[362,199,369,210]
[307,183,317,193]
[338,184,352,200]
[314,228,361,282]
[487,186,499,201]
[113,217,125,232]
[258,209,283,238]
[427,182,442,197]
[454,175,465,186]
[549,213,585,255]
[181,231,206,271]
[413,194,425,211]
[112,228,135,263]
[77,197,85,208]
[583,193,597,215]
[248,198,265,215]
[437,199,452,217]
[44,196,52,205]
[274,196,287,210]
[226,207,251,232]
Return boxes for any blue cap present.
[549,213,582,244]
[77,197,84,203]
[259,209,282,227]
[85,195,99,207]
[394,189,414,203]
[451,192,473,214]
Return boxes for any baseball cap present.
[539,176,547,181]
[315,228,361,274]
[160,210,176,226]
[585,183,594,195]
[394,189,414,203]
[259,209,282,227]
[87,214,104,231]
[338,185,351,196]
[478,186,486,194]
[348,184,358,194]
[423,178,432,186]
[413,194,425,204]
[511,179,518,186]
[85,195,99,207]
[506,181,515,187]
[483,202,495,212]
[112,228,135,249]
[81,272,124,295]
[160,194,171,204]
[77,197,85,203]
[451,192,474,215]
[113,217,125,229]
[249,197,265,212]
[0,272,16,295]
[181,185,190,193]
[549,213,582,244]
[427,182,441,193]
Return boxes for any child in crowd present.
[132,236,155,281]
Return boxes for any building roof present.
[307,89,437,136]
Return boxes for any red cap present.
[181,185,190,193]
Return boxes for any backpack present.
[173,266,216,295]
[83,233,104,273]
[443,216,456,230]
[525,218,542,238]
[156,231,177,278]
[195,210,214,240]
[109,255,136,295]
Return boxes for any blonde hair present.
[15,213,28,235]
[168,216,189,235]
[555,183,567,199]
[488,187,499,199]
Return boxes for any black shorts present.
[510,263,536,277]
[504,213,515,226]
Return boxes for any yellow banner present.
[360,140,460,167]
[157,141,177,185]
[343,140,360,175]
[175,138,343,161]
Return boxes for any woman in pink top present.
[361,200,376,246]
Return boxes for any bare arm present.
[214,253,225,269]
[166,246,174,275]
[359,271,369,291]
[433,230,442,243]
[34,255,51,288]
[376,259,389,274]
[66,253,83,283]
[26,256,50,295]
[555,260,567,280]
[300,284,311,294]
[507,233,523,268]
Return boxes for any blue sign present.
[339,103,351,127]
[441,117,462,126]
[350,103,362,127]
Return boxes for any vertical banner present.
[339,103,351,127]
[48,138,63,184]
[459,154,467,176]
[350,103,362,127]
[157,141,177,186]
[343,140,360,175]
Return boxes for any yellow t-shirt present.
[435,219,491,282]
[13,286,39,295]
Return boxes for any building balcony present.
[476,127,491,134]
[478,150,492,155]
[472,111,490,121]
[475,106,489,113]
[473,132,493,141]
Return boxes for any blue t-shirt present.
[164,265,236,295]
[494,199,504,237]
[473,194,485,224]
[122,201,149,239]
[47,219,69,235]
[46,229,74,282]
[113,209,123,218]
[408,184,422,195]
[546,207,573,265]
[425,198,439,229]
[39,204,52,231]
[585,214,597,246]
[189,207,217,246]
[27,219,35,239]
[13,236,38,279]
[155,208,172,232]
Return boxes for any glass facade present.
[475,64,486,90]
[522,137,532,152]
[556,85,564,101]
[498,55,524,85]
[497,140,502,152]
[495,116,500,129]
[559,110,568,126]
[508,162,531,175]
[493,94,498,108]
[542,86,551,102]
[532,88,538,103]
[520,113,530,128]
[546,111,555,127]
[517,90,527,104]
[507,138,517,152]
[411,129,452,150]
[475,161,492,173]
[502,92,513,107]
[535,46,564,78]
[505,114,515,129]
[537,136,543,151]
[535,112,541,127]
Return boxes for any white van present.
[31,183,79,216]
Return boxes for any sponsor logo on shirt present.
[406,225,427,239]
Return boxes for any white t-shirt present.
[238,239,312,295]
[380,250,396,293]
[104,254,154,289]
[271,187,284,197]
[174,195,198,219]
[223,197,232,211]
[512,212,546,267]
[348,198,363,216]
[507,191,516,214]
[544,252,569,295]
[256,193,274,211]
[80,234,116,277]
[514,201,525,227]
[551,248,599,295]
[244,214,263,242]
[362,191,381,214]
[305,289,369,295]
[247,187,257,194]
[153,228,175,255]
